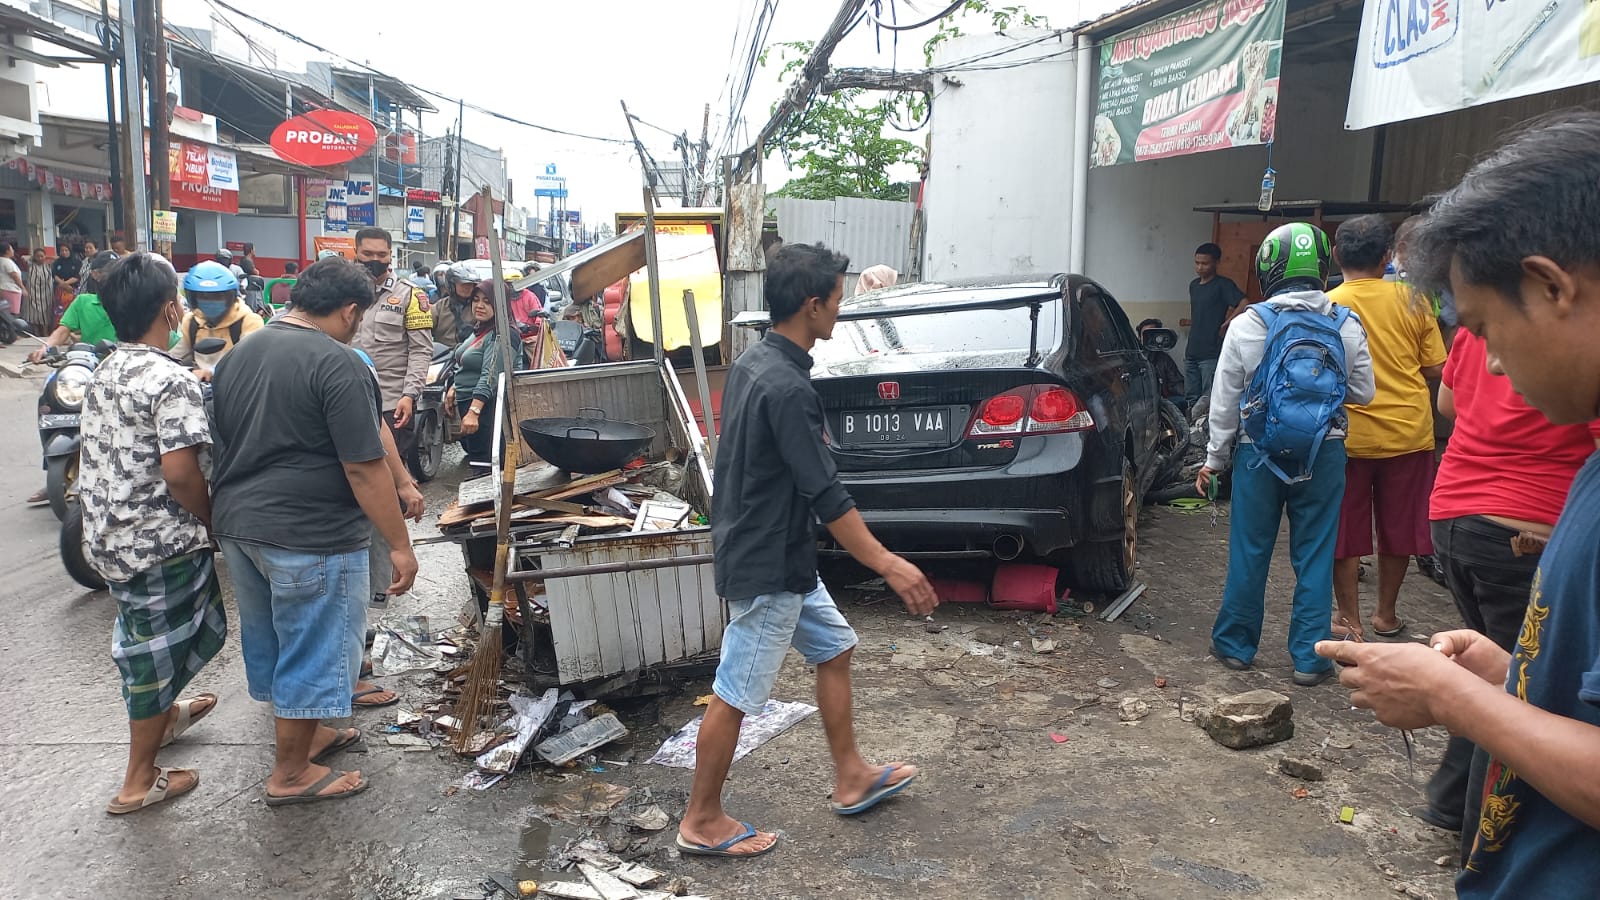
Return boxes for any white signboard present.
[405,205,426,242]
[1347,0,1600,130]
[206,147,239,190]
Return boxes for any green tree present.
[764,3,1048,201]
[764,41,924,202]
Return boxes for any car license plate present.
[839,407,951,447]
[39,413,78,429]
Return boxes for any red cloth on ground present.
[1429,331,1600,526]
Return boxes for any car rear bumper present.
[833,433,1103,557]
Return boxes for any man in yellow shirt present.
[1327,215,1448,639]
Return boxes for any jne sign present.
[270,110,379,168]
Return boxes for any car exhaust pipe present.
[993,534,1024,561]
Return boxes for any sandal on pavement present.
[352,685,398,708]
[1372,619,1407,638]
[832,764,918,816]
[310,728,366,766]
[26,489,48,506]
[264,771,368,807]
[106,766,198,815]
[160,693,218,748]
[675,823,778,859]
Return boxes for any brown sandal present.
[106,766,199,815]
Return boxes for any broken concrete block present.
[1278,756,1326,781]
[975,625,1010,646]
[1197,689,1294,749]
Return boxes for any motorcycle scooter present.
[38,339,115,521]
[407,341,457,483]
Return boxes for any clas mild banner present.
[1091,0,1287,167]
[1347,0,1600,129]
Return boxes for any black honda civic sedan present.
[757,274,1177,592]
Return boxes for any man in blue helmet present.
[172,261,264,381]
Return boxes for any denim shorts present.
[220,539,368,719]
[712,579,858,716]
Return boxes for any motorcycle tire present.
[60,505,106,591]
[0,312,15,344]
[407,409,443,483]
[46,453,77,522]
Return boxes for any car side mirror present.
[193,337,227,355]
[1141,327,1178,353]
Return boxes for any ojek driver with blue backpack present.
[1197,222,1375,686]
[172,261,264,381]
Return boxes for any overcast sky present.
[157,0,1116,224]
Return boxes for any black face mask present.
[362,260,389,280]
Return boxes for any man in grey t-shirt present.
[211,257,419,807]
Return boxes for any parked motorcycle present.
[0,299,29,344]
[407,341,457,483]
[38,340,114,521]
[550,317,606,367]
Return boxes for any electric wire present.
[863,0,963,31]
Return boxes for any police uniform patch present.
[404,289,433,330]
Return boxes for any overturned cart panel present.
[505,359,725,689]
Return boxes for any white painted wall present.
[922,29,1078,282]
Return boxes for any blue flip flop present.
[832,765,918,816]
[675,822,778,859]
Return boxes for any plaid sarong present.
[110,549,227,721]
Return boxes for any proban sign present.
[270,110,378,168]
[1090,0,1287,167]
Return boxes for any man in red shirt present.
[1414,328,1600,839]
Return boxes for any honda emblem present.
[877,381,901,401]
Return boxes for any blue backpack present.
[1239,303,1352,484]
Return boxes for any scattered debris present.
[633,498,692,532]
[611,863,663,887]
[1435,856,1453,867]
[1291,787,1309,800]
[620,804,671,832]
[537,714,630,766]
[580,863,642,900]
[692,694,714,707]
[1326,731,1357,750]
[386,734,433,750]
[1278,756,1326,782]
[648,699,817,768]
[924,621,946,634]
[548,781,632,822]
[1117,697,1151,722]
[539,881,603,900]
[1339,806,1356,825]
[1031,638,1057,654]
[1096,677,1121,690]
[974,625,1011,646]
[459,771,505,791]
[518,881,539,897]
[478,689,561,774]
[1197,690,1295,749]
[1050,733,1070,743]
[1100,582,1147,623]
[1154,677,1169,688]
[370,616,446,676]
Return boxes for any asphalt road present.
[0,343,532,899]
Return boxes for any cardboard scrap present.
[538,882,602,900]
[611,863,662,887]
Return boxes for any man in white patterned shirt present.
[79,252,226,815]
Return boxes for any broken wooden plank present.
[1101,582,1148,623]
[578,864,639,900]
[528,468,625,502]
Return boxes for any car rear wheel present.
[1072,459,1138,593]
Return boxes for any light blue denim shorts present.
[219,539,368,719]
[712,579,858,716]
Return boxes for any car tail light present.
[1026,387,1094,434]
[970,392,1028,435]
[967,385,1093,438]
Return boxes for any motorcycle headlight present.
[51,365,92,410]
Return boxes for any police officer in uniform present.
[353,226,433,607]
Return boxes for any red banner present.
[173,180,240,214]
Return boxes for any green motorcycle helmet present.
[1256,222,1332,297]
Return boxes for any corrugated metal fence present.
[772,197,916,292]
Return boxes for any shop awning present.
[511,227,646,302]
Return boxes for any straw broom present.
[454,195,522,752]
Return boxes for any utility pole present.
[699,102,712,205]
[368,74,380,237]
[451,99,464,258]
[144,0,172,254]
[117,0,149,249]
[97,0,124,238]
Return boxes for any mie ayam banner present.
[1091,0,1287,167]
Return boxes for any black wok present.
[519,407,655,474]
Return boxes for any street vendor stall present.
[435,222,725,699]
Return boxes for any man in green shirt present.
[30,251,119,361]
